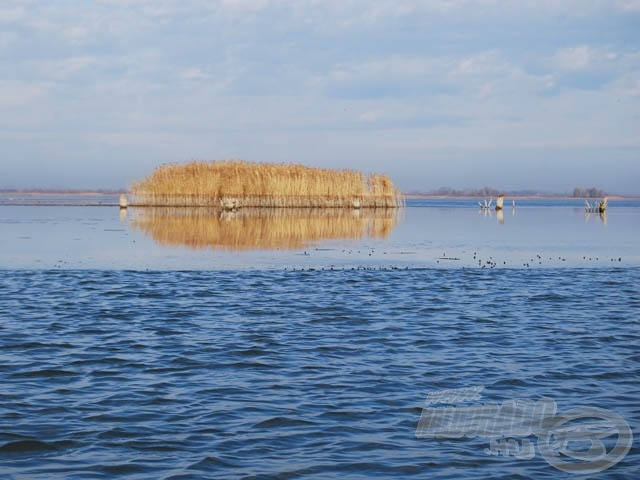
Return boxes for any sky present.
[1,1,639,193]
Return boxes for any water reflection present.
[128,207,401,251]
[585,212,608,225]
[478,207,510,224]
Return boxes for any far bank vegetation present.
[131,161,404,208]
[407,186,609,198]
[571,187,607,198]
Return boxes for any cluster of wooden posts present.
[585,197,608,213]
[477,194,609,214]
[478,194,507,211]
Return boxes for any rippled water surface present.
[1,198,639,478]
[1,268,638,479]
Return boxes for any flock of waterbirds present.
[280,247,624,272]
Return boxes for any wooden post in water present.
[220,197,239,211]
[598,197,608,213]
[119,194,128,209]
[585,197,608,213]
[495,194,504,211]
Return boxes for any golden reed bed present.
[130,160,404,208]
[130,207,401,251]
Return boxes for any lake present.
[1,197,638,478]
[1,198,638,270]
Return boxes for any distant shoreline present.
[1,190,638,201]
[402,194,640,201]
[0,190,125,196]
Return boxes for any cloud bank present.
[1,0,638,192]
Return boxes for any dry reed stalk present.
[130,160,404,208]
[130,207,400,251]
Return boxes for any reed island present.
[129,160,404,208]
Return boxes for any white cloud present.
[59,56,100,78]
[0,7,24,23]
[0,31,17,50]
[552,45,640,73]
[357,110,384,123]
[547,46,640,92]
[309,52,551,102]
[453,52,518,77]
[477,83,494,99]
[553,46,594,71]
[218,0,271,13]
[617,0,640,11]
[0,82,49,108]
[63,26,91,45]
[11,56,102,84]
[180,68,210,81]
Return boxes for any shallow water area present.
[1,198,638,269]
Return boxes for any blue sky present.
[1,1,639,193]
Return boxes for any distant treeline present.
[416,187,504,197]
[408,186,610,198]
[571,187,607,198]
[0,188,125,194]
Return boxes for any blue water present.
[1,197,639,477]
[1,201,639,269]
[1,268,638,479]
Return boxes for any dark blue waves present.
[1,268,638,479]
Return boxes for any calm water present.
[1,199,639,478]
[1,198,639,269]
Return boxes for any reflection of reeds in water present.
[130,207,401,251]
[130,160,404,208]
